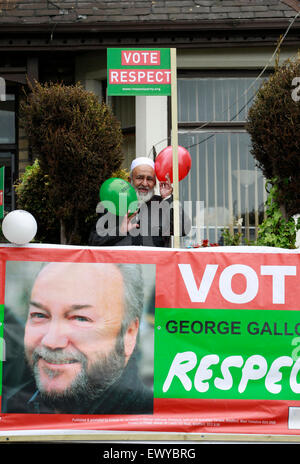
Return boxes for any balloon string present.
[185,92,255,150]
[147,88,254,155]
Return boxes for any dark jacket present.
[3,355,153,415]
[88,195,191,247]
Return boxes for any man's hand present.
[159,173,173,199]
[120,211,139,235]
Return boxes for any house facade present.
[0,0,299,243]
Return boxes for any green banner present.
[0,167,4,219]
[0,304,4,395]
[155,307,300,401]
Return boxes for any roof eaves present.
[0,18,300,35]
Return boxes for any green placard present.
[155,307,300,401]
[0,304,4,395]
[0,166,4,219]
[107,48,171,96]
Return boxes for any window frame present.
[0,84,19,211]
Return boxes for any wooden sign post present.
[170,48,180,249]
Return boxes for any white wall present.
[135,95,168,159]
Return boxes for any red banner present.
[0,244,299,438]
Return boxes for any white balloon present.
[2,210,37,245]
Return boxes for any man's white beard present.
[27,335,126,413]
[132,184,154,204]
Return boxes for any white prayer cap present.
[130,157,155,172]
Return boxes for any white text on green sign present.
[107,48,171,96]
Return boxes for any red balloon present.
[155,145,192,182]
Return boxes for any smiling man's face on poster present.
[25,263,138,406]
[3,260,155,415]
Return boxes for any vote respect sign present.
[0,244,300,439]
[157,308,300,401]
[107,48,171,96]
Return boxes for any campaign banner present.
[107,48,171,96]
[0,244,299,437]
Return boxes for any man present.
[3,262,153,415]
[88,157,191,247]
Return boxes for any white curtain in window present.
[178,77,262,123]
[179,131,266,245]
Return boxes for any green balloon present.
[99,178,138,216]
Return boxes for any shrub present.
[20,81,124,244]
[256,179,300,249]
[246,57,300,217]
[15,159,59,243]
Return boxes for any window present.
[0,93,17,211]
[178,75,266,245]
[0,94,15,144]
[0,152,15,212]
[109,95,136,169]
